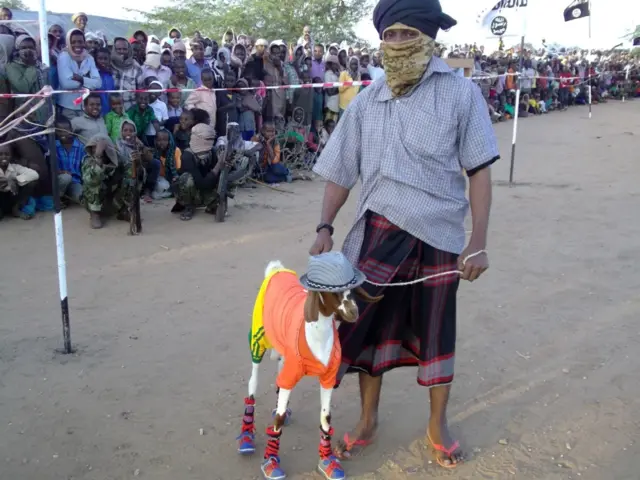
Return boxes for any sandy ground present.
[1,101,640,480]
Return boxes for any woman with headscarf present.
[56,29,101,118]
[215,47,231,73]
[231,43,247,77]
[111,36,142,110]
[338,56,361,116]
[221,28,236,49]
[337,48,348,70]
[168,28,182,40]
[172,122,223,221]
[5,35,50,125]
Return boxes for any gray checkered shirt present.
[313,56,499,265]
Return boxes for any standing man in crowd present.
[111,37,142,111]
[310,0,499,469]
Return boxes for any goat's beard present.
[334,307,358,324]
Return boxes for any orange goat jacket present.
[261,270,341,390]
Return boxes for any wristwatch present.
[316,223,334,236]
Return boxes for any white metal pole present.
[38,0,73,354]
[508,5,528,185]
[623,65,630,102]
[587,0,592,118]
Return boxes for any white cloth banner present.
[477,0,529,37]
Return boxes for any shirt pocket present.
[379,112,458,192]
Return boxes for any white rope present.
[365,250,487,287]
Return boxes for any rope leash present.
[365,250,487,287]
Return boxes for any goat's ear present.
[353,286,383,304]
[304,291,321,322]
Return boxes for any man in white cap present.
[310,0,498,469]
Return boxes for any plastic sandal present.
[427,432,462,469]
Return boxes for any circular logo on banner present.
[490,16,508,36]
[571,8,582,18]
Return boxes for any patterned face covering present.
[381,24,436,98]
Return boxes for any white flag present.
[477,0,529,37]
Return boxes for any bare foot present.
[333,417,378,459]
[427,420,464,468]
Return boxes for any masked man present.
[310,0,499,469]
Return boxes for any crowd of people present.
[449,42,640,121]
[0,5,638,228]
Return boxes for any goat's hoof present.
[237,432,256,455]
[318,456,346,480]
[271,408,292,426]
[261,456,286,479]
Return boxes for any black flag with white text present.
[564,0,590,22]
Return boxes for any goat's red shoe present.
[318,426,345,479]
[261,456,286,480]
[262,426,286,479]
[237,397,256,455]
[318,456,345,480]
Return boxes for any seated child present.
[318,119,335,153]
[252,122,291,184]
[0,144,39,220]
[153,128,182,199]
[117,120,160,203]
[174,110,195,151]
[535,93,547,113]
[104,93,129,143]
[126,92,160,145]
[55,116,85,205]
[71,93,108,141]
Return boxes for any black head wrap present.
[373,0,457,39]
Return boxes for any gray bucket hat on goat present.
[299,251,367,293]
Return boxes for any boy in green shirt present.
[104,94,130,143]
[126,92,160,145]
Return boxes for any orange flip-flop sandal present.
[336,432,374,459]
[427,432,463,469]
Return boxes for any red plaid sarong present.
[336,211,460,388]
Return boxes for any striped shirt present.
[313,56,499,263]
[56,138,86,184]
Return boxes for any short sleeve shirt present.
[313,56,499,262]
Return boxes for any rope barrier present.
[0,69,635,100]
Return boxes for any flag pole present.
[508,34,525,185]
[38,0,74,354]
[508,3,528,185]
[587,0,592,119]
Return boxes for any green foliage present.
[631,47,640,58]
[0,0,28,10]
[133,0,372,45]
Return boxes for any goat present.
[238,260,381,480]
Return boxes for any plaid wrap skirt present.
[336,211,460,388]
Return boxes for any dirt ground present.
[1,101,640,480]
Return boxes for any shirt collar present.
[376,56,452,102]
